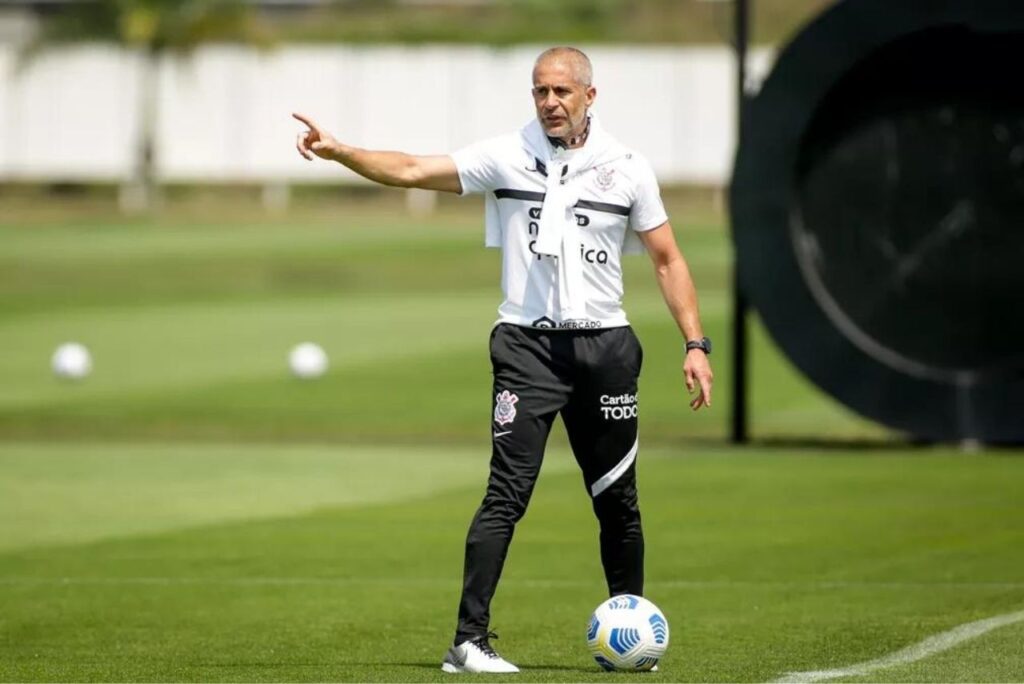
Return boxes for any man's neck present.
[548,116,591,151]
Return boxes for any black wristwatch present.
[685,336,712,355]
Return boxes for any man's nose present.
[542,93,559,110]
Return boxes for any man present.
[294,46,713,674]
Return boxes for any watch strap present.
[685,337,712,354]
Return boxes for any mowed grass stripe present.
[0,209,721,317]
[0,441,579,552]
[0,238,505,315]
[0,212,480,262]
[0,448,1022,682]
[0,291,496,408]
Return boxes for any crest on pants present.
[494,390,519,426]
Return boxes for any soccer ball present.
[587,594,669,671]
[51,342,92,380]
[288,342,328,379]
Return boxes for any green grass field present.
[1,191,1022,682]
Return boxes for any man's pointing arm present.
[293,112,463,194]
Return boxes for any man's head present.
[532,47,596,142]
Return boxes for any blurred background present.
[0,0,872,445]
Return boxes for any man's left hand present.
[684,350,713,410]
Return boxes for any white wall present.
[0,46,141,180]
[0,44,772,185]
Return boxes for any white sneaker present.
[441,633,519,674]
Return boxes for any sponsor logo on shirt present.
[524,210,608,264]
[526,240,609,264]
[600,392,638,420]
[578,244,609,264]
[531,317,602,329]
[528,207,589,226]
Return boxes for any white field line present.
[772,609,1024,683]
[1,577,1023,590]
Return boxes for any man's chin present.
[541,122,569,138]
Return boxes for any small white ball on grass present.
[52,342,92,380]
[289,342,328,379]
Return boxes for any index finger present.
[291,112,321,133]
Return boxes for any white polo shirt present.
[452,124,667,330]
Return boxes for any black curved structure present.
[731,0,1024,442]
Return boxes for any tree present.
[25,0,269,212]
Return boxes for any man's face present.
[532,59,596,139]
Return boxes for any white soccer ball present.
[288,342,328,379]
[51,342,92,380]
[587,594,669,671]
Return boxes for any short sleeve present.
[451,136,506,196]
[628,154,668,233]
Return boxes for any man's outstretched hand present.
[293,112,339,161]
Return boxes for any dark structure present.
[731,0,1024,443]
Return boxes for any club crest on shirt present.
[594,166,615,191]
[494,390,519,425]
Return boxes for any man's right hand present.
[293,112,338,161]
[290,112,462,193]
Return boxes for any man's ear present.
[586,86,597,107]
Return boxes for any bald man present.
[294,46,713,674]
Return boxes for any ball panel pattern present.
[587,615,600,642]
[649,613,668,645]
[608,627,642,656]
[607,595,640,610]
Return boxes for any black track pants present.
[454,323,644,644]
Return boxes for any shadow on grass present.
[390,662,593,673]
[657,434,915,452]
[750,436,918,451]
[670,433,1022,453]
[749,436,1024,452]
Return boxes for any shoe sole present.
[441,661,520,674]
